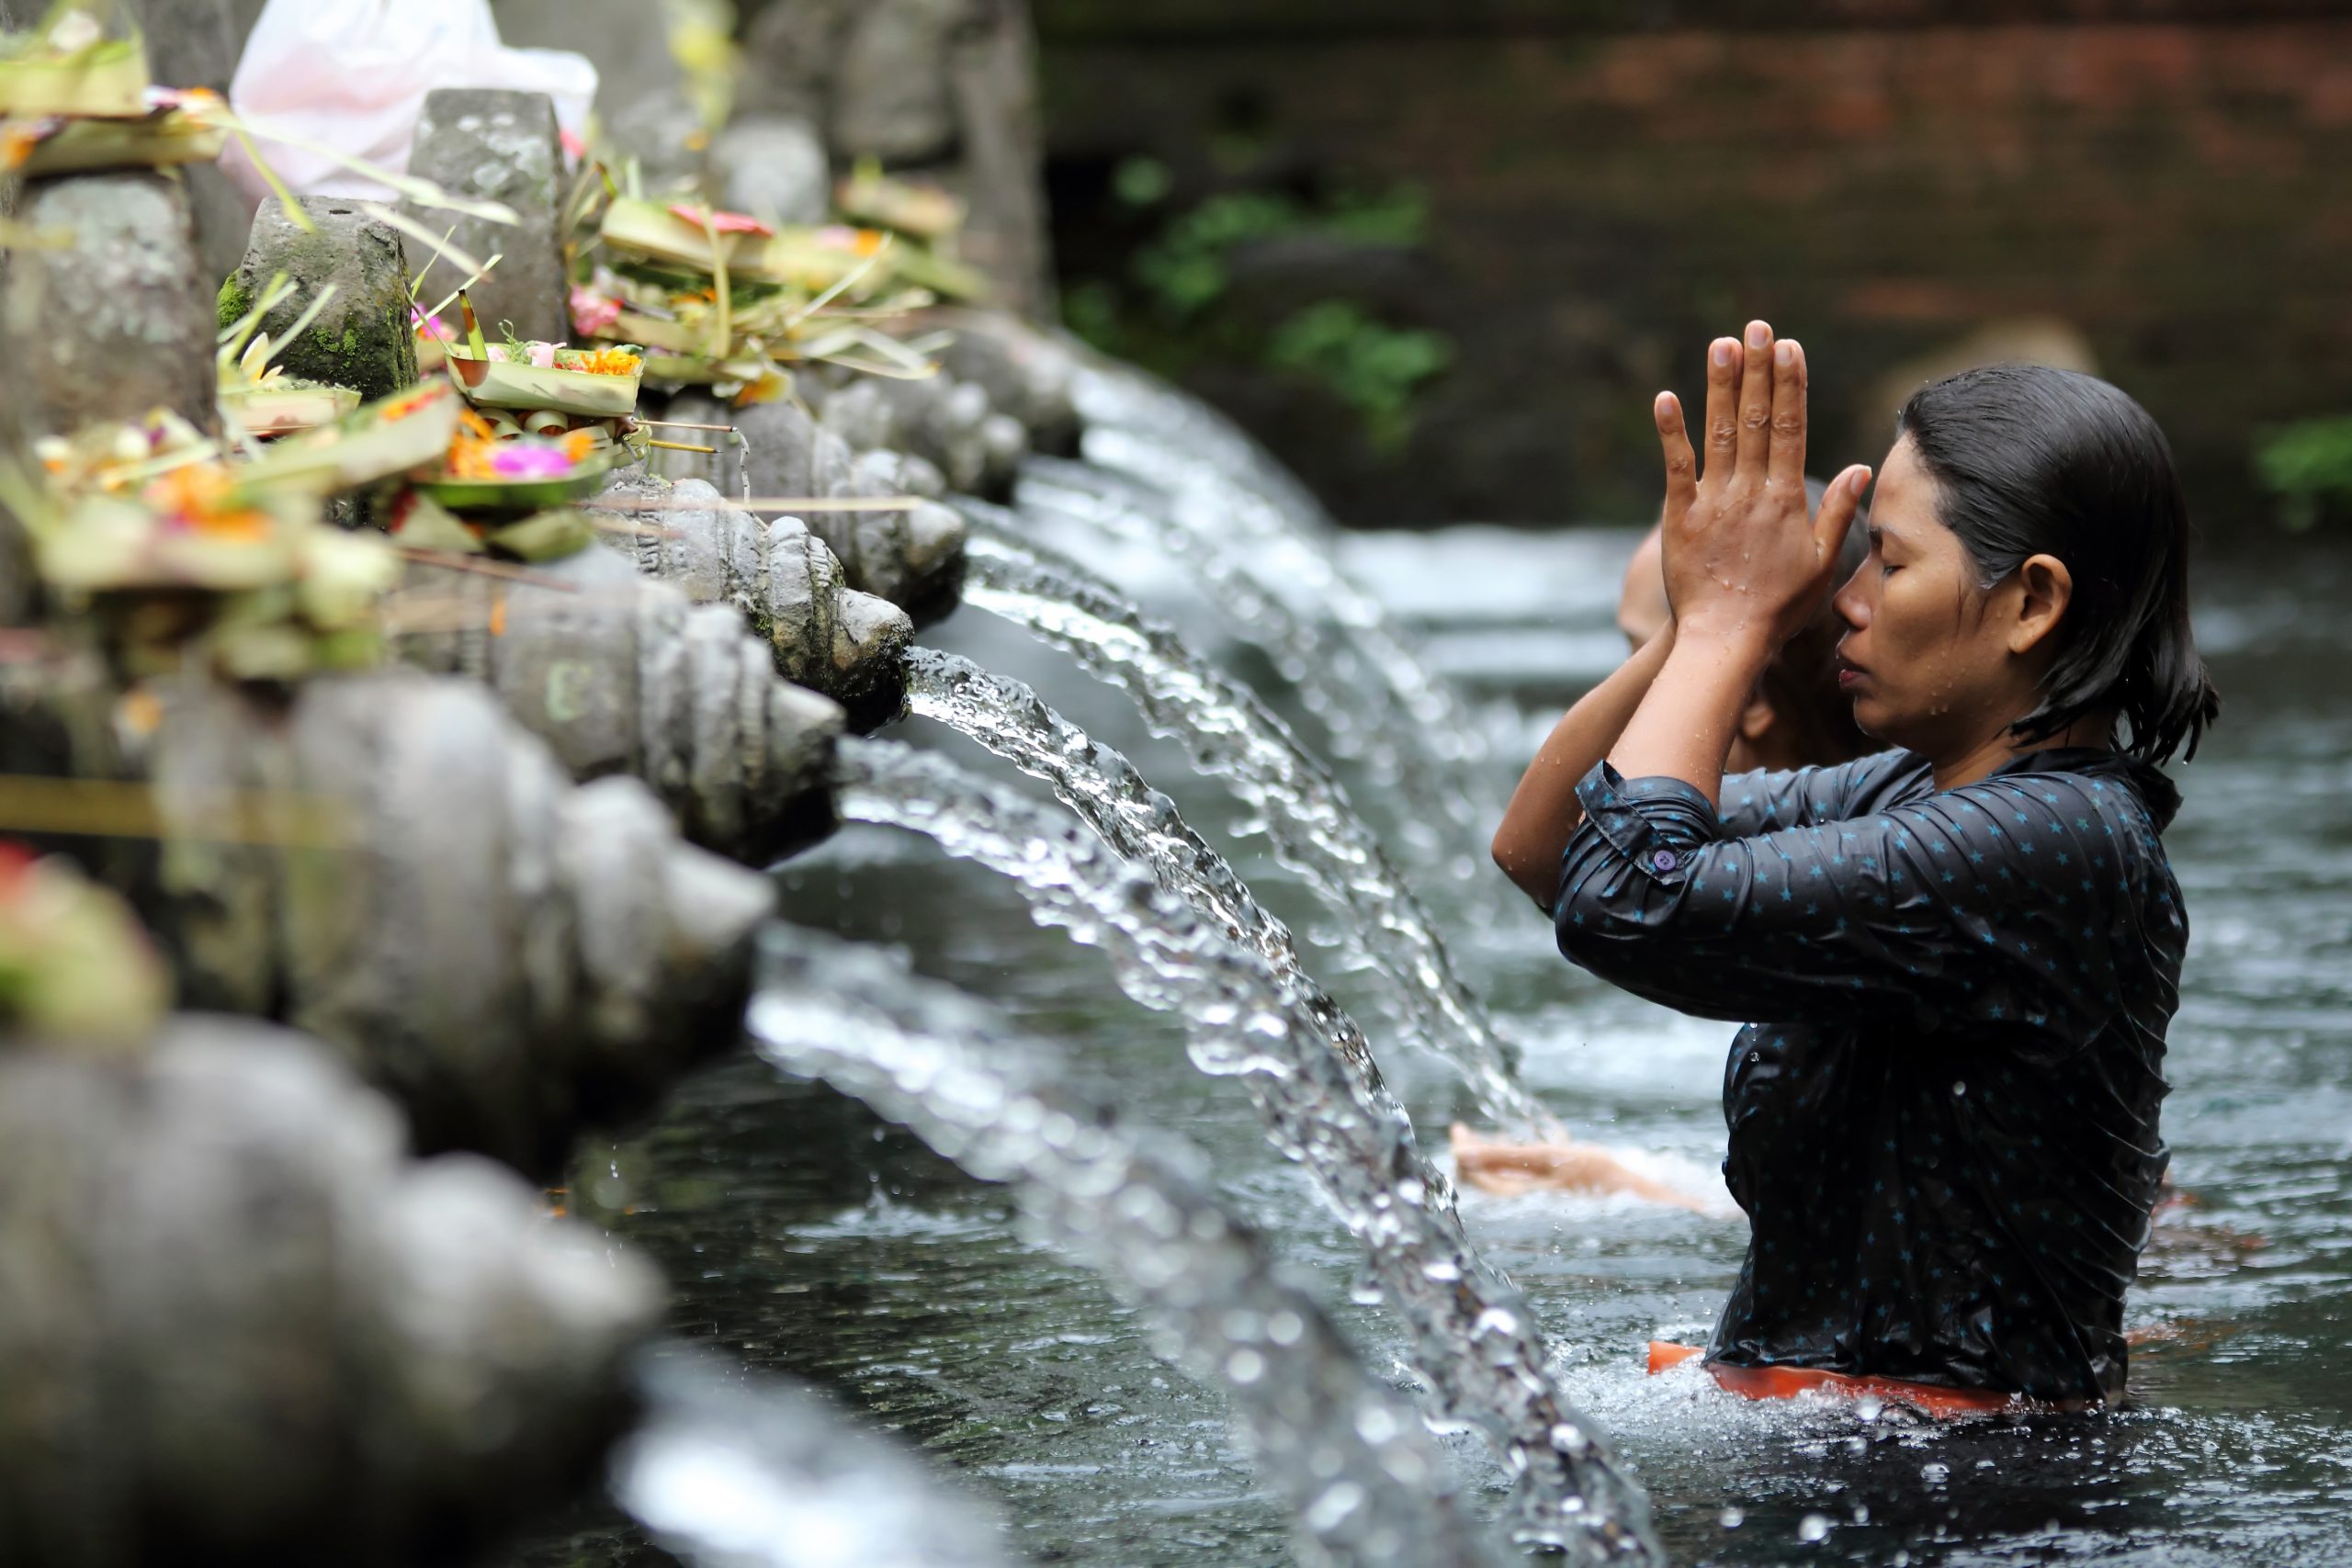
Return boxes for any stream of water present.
[954,519,1555,1141]
[614,1344,1020,1568]
[1007,454,1492,860]
[829,736,1653,1561]
[744,922,1498,1568]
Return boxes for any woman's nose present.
[1832,568,1870,630]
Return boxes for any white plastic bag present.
[221,0,598,205]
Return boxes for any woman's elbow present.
[1490,828,1552,906]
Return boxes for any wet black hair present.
[1896,365,2218,775]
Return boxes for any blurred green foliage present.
[1267,301,1453,451]
[2256,415,2352,530]
[1063,158,1452,452]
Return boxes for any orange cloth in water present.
[1646,1341,2022,1420]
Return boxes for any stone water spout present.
[393,547,844,860]
[751,922,1506,1568]
[649,395,971,622]
[0,1015,662,1565]
[15,669,772,1175]
[594,469,920,725]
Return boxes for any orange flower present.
[144,464,270,539]
[1,123,45,173]
[560,429,597,464]
[379,385,445,423]
[571,348,642,378]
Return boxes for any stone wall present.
[1035,5,2352,526]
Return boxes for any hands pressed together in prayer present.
[1650,321,1872,658]
[1490,320,1871,906]
[1467,321,1867,1205]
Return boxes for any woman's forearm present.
[1491,624,1679,903]
[1610,619,1776,811]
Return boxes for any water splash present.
[908,645,1395,1097]
[747,923,1503,1568]
[954,523,1558,1142]
[1012,456,1487,863]
[831,739,1658,1563]
[615,1342,1023,1568]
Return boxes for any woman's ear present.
[2008,553,2074,657]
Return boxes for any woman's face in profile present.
[1829,436,2020,757]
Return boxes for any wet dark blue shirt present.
[1555,748,2181,1404]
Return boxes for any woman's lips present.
[1835,660,1867,690]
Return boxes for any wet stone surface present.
[402,88,568,344]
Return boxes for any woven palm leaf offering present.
[0,4,226,176]
[416,402,638,519]
[444,289,645,420]
[571,174,983,399]
[0,2,146,118]
[239,378,466,495]
[11,413,399,681]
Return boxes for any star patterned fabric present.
[1557,748,2183,1404]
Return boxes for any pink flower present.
[528,341,559,369]
[670,203,775,238]
[489,446,575,479]
[569,286,622,337]
[411,306,455,343]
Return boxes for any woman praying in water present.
[1481,321,2214,1406]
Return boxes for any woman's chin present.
[1849,696,1899,744]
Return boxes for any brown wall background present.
[1035,3,2352,527]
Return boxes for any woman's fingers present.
[1815,462,1874,563]
[1767,337,1808,492]
[1654,390,1698,523]
[1734,319,1775,479]
[1701,335,1740,483]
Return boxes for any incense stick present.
[396,548,587,589]
[583,494,924,513]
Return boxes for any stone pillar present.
[220,195,420,400]
[737,0,1054,315]
[0,173,217,443]
[707,114,831,226]
[124,0,258,285]
[402,89,568,345]
[492,0,707,191]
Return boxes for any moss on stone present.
[216,275,253,333]
[229,198,423,401]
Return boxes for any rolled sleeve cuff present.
[1567,761,1724,887]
